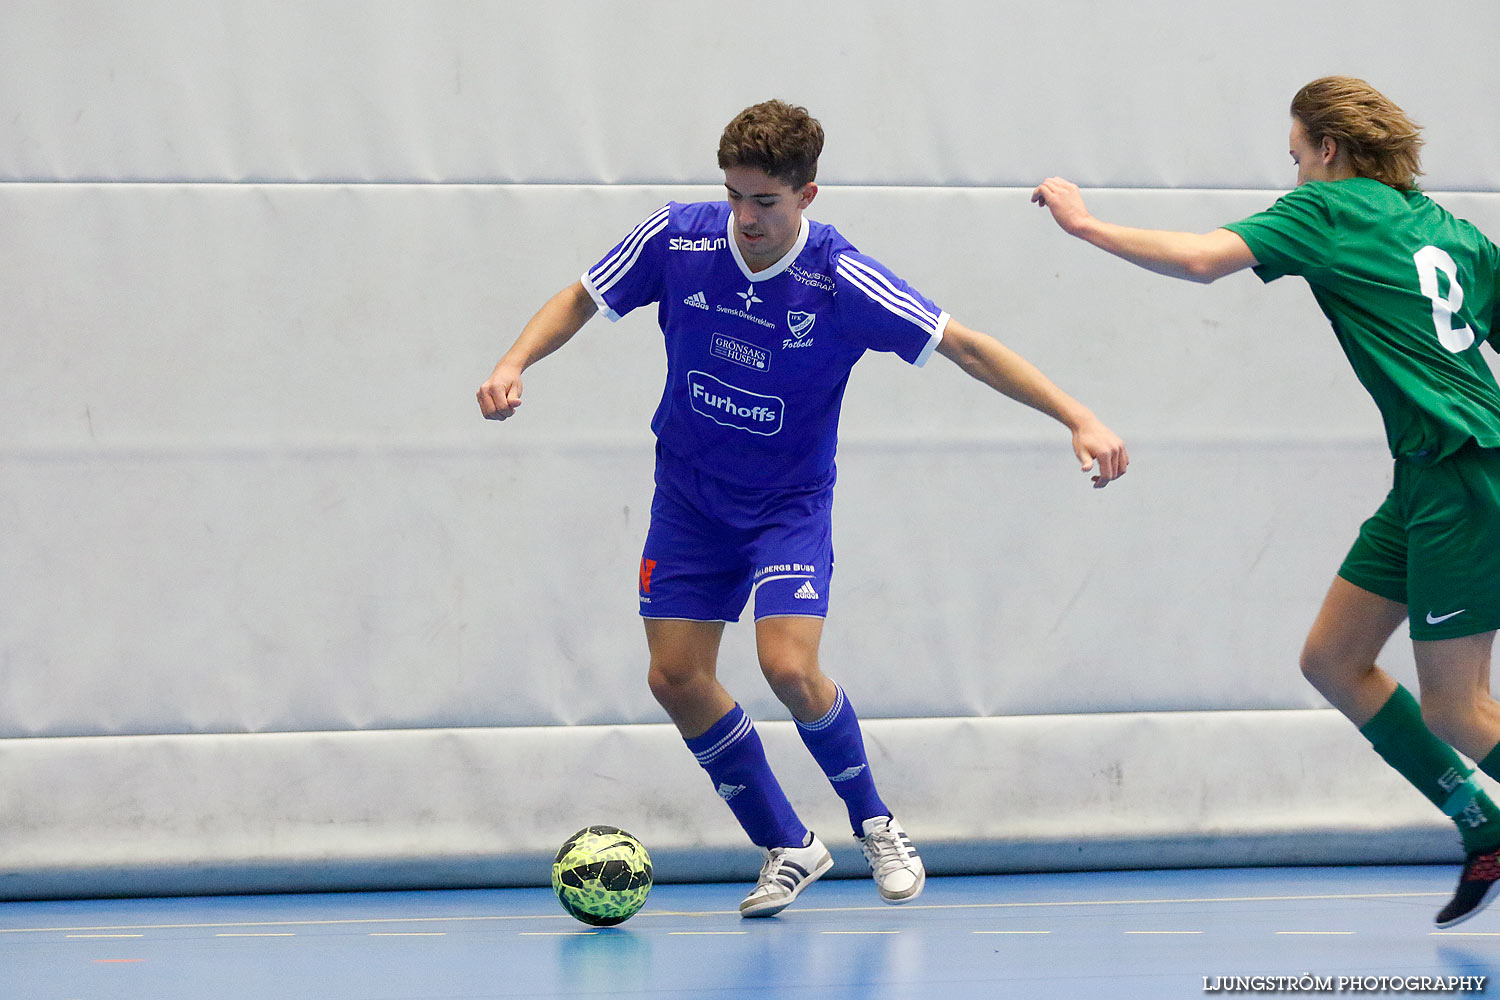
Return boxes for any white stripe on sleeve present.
[834,254,944,335]
[588,205,670,295]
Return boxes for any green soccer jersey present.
[1223,177,1500,461]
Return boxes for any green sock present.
[1360,685,1500,853]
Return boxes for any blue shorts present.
[639,449,834,622]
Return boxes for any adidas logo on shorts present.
[794,581,819,600]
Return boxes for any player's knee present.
[647,661,708,715]
[646,663,684,708]
[759,656,820,711]
[1419,695,1468,747]
[1298,639,1338,689]
[1298,635,1364,693]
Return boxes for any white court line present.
[1432,931,1500,936]
[4,914,578,934]
[668,931,747,936]
[369,932,446,937]
[518,930,598,937]
[822,930,900,935]
[1276,930,1356,935]
[216,933,295,938]
[789,891,1443,915]
[0,889,1447,936]
[1124,930,1203,935]
[973,930,1051,935]
[66,933,144,939]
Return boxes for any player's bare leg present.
[757,615,925,903]
[646,617,824,916]
[644,618,733,738]
[754,615,836,722]
[1416,631,1500,927]
[1298,575,1406,725]
[1413,631,1500,762]
[1302,578,1500,926]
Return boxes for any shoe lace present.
[757,847,789,885]
[863,825,912,877]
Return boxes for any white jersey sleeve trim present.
[914,312,949,368]
[833,253,948,359]
[579,270,623,322]
[585,203,670,301]
[835,256,944,334]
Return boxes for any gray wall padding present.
[2,2,1497,895]
[0,710,1473,899]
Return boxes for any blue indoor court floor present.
[4,866,1497,1000]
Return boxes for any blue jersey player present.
[480,100,1129,917]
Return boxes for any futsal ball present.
[551,825,653,926]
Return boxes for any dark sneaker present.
[1436,848,1500,928]
[739,834,833,918]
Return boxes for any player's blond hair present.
[717,100,824,188]
[1291,76,1424,191]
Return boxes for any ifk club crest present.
[787,311,816,339]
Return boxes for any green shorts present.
[1339,443,1500,641]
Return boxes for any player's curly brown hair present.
[717,100,824,188]
[1291,76,1424,191]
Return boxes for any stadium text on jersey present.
[669,236,729,252]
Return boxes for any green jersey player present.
[1032,76,1500,927]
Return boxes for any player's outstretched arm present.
[1030,177,1257,284]
[478,280,599,421]
[936,319,1128,488]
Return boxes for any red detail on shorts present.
[639,558,657,595]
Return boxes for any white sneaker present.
[739,833,834,918]
[859,815,925,903]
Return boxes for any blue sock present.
[795,684,889,836]
[685,704,808,850]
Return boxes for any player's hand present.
[1031,177,1093,237]
[477,363,524,420]
[1072,418,1128,489]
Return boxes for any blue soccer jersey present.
[581,201,948,489]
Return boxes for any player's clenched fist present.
[477,364,524,420]
[1072,417,1129,489]
[1030,177,1094,237]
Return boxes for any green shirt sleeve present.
[1221,184,1335,284]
